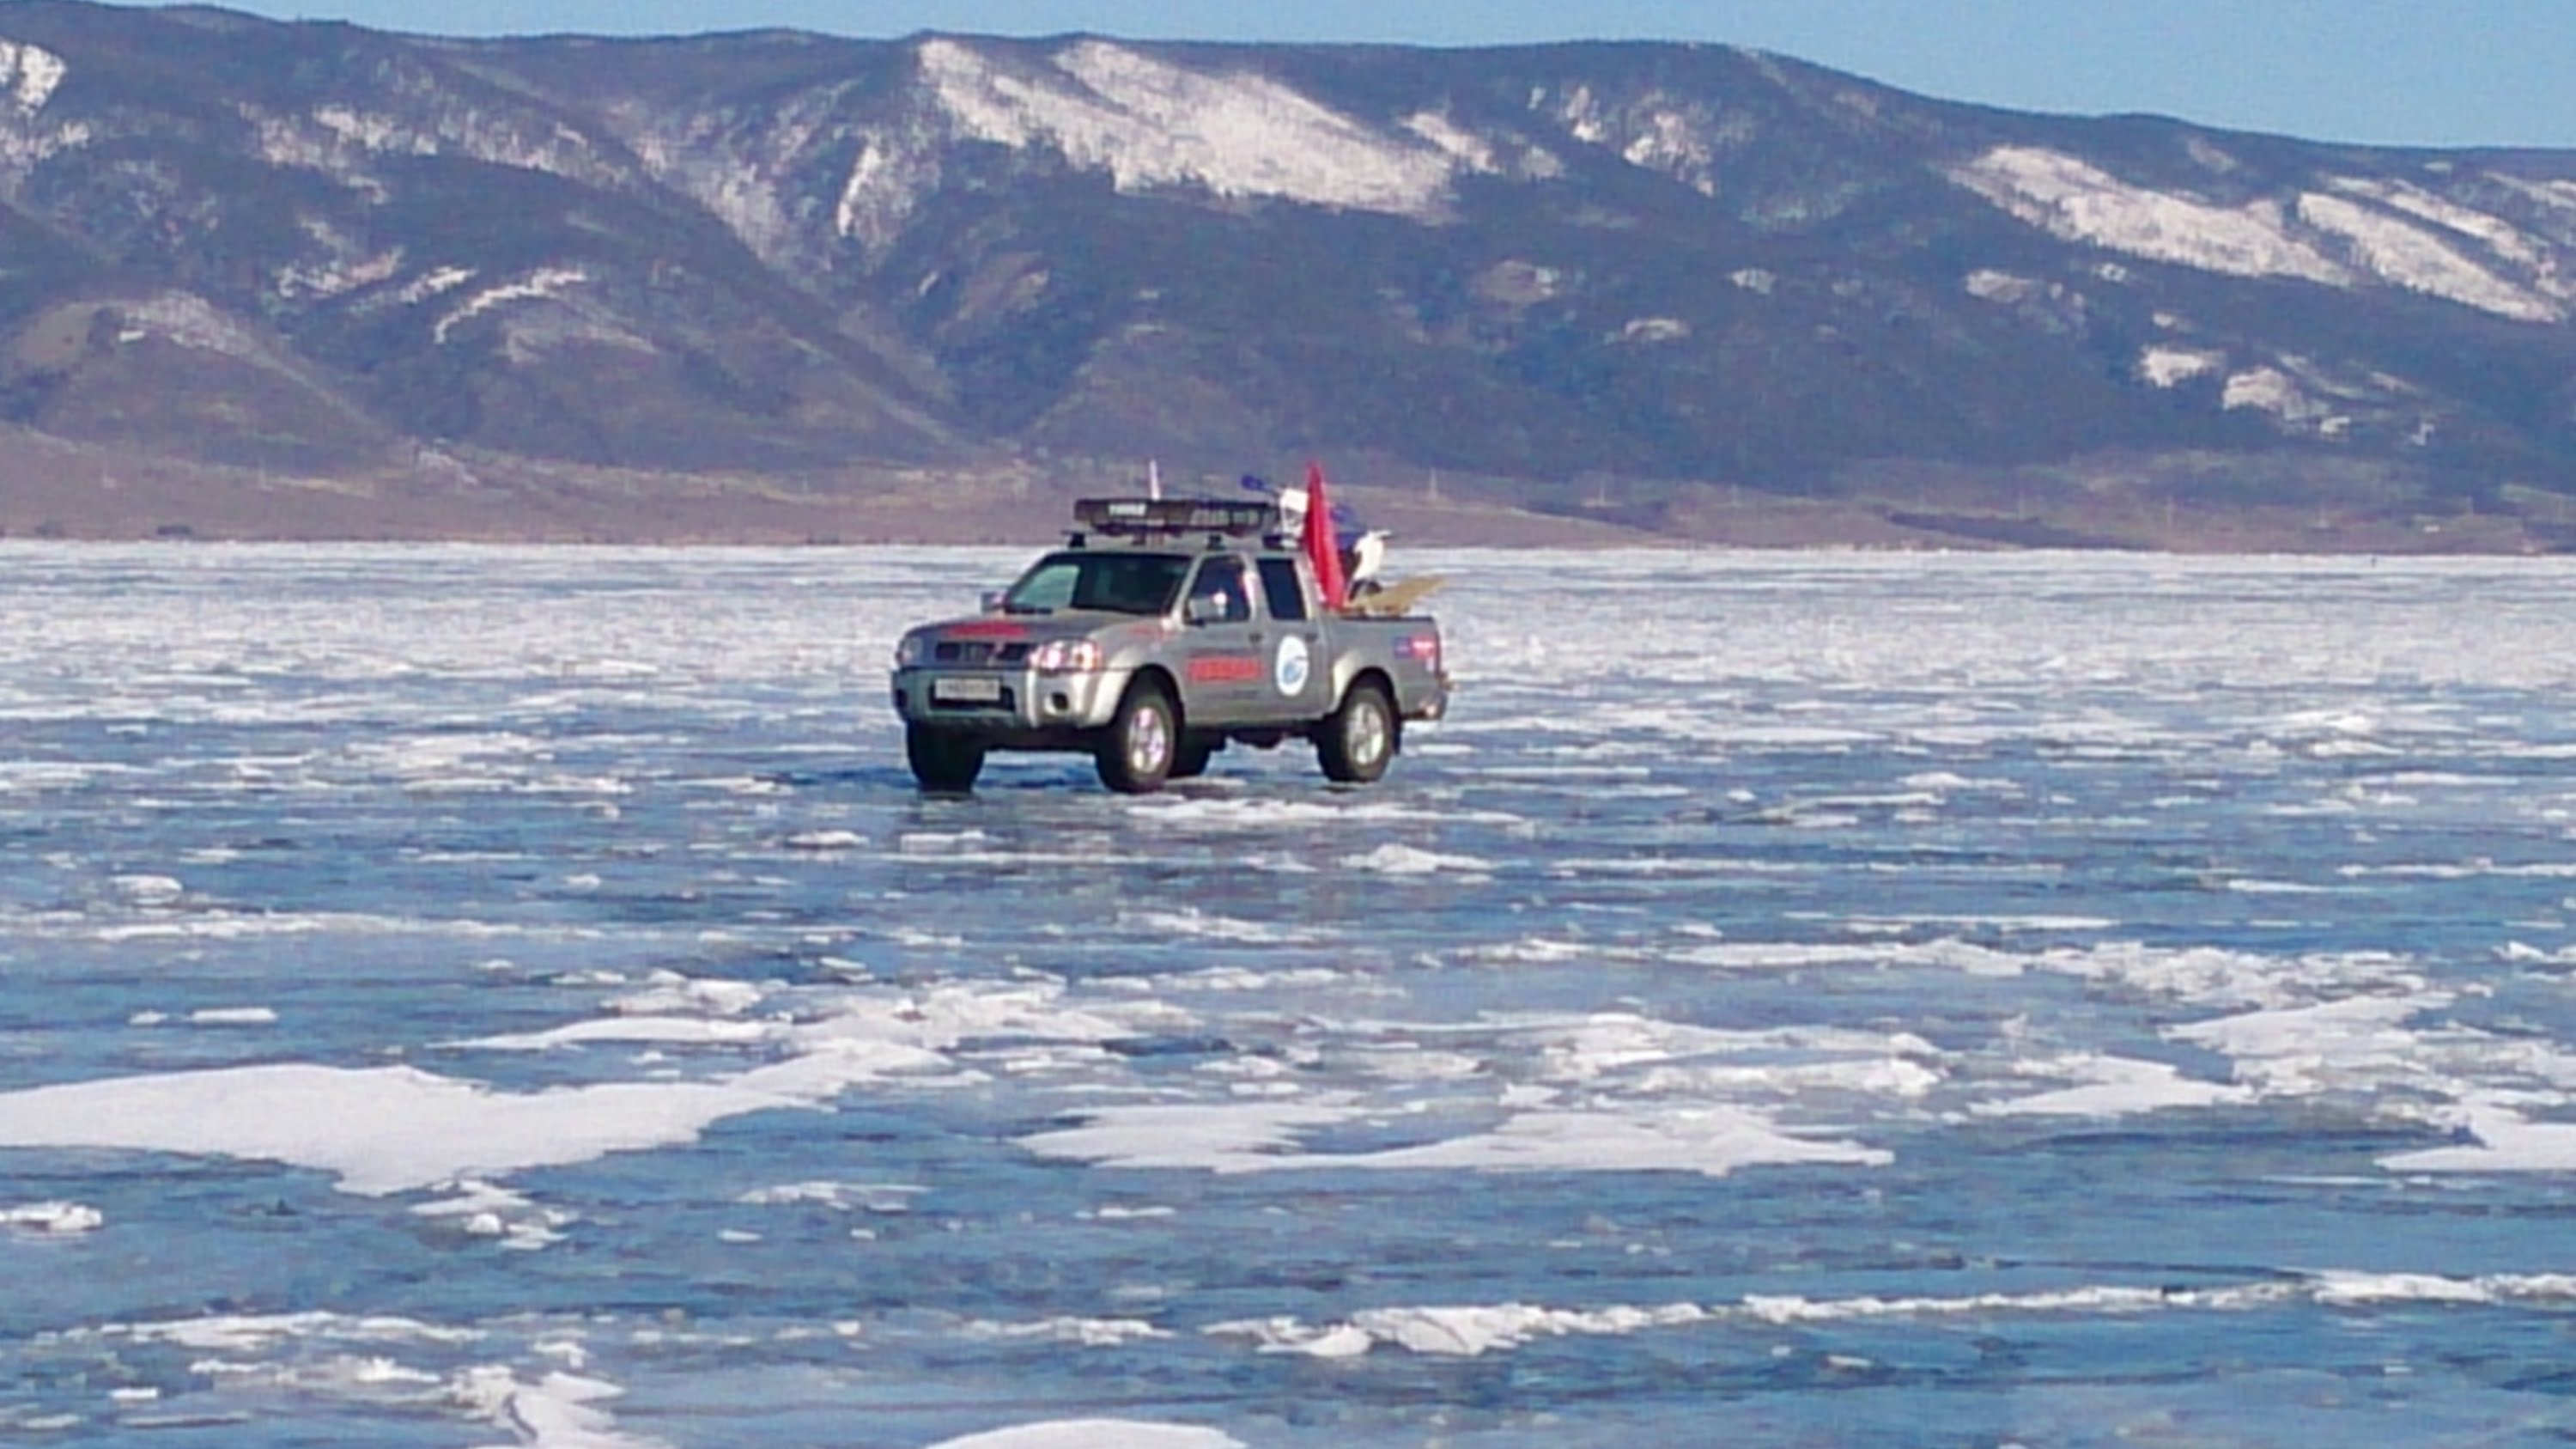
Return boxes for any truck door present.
[1255,555,1326,720]
[1179,556,1264,725]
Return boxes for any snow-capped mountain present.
[0,2,2572,543]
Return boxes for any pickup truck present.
[889,496,1450,794]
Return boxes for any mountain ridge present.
[0,3,2571,549]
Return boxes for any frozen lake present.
[4,543,2576,1447]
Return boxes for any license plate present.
[932,676,1004,704]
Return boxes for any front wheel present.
[1317,679,1396,784]
[1097,680,1178,795]
[1170,732,1219,781]
[906,726,985,793]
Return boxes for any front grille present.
[934,641,1032,666]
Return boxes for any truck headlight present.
[895,632,929,668]
[1030,638,1103,673]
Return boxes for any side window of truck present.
[1256,557,1309,622]
[1185,557,1253,624]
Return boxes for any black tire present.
[906,725,985,793]
[1170,733,1219,781]
[1097,680,1178,795]
[1317,679,1397,784]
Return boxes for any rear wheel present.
[1317,679,1396,784]
[1097,680,1178,795]
[906,726,985,793]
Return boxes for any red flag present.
[1301,460,1349,612]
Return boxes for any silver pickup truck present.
[890,496,1450,794]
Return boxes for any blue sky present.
[90,0,2576,148]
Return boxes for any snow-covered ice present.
[4,544,2576,1445]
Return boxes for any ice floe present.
[922,1424,1242,1449]
[1211,1269,2576,1360]
[0,1060,902,1196]
[1,1201,103,1236]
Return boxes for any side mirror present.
[981,591,1005,613]
[1185,594,1225,627]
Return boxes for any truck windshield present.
[1001,551,1191,617]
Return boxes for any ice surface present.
[6,545,2576,1445]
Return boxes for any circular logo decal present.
[1274,636,1312,697]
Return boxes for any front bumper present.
[890,666,1133,734]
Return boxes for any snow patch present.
[617,82,887,271]
[256,98,624,192]
[0,40,65,115]
[121,292,277,362]
[434,268,589,345]
[1401,111,1559,181]
[2223,367,2338,431]
[278,240,406,301]
[2490,172,2576,216]
[1401,111,1497,175]
[920,38,1455,217]
[2330,176,2555,273]
[836,123,944,253]
[2137,345,2226,388]
[1615,316,1692,344]
[1964,269,2089,331]
[2296,191,2561,321]
[1965,269,2035,302]
[393,266,477,307]
[1951,146,2349,286]
[0,43,79,192]
[1955,147,2569,320]
[1545,85,1743,196]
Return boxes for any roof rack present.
[1073,496,1277,541]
